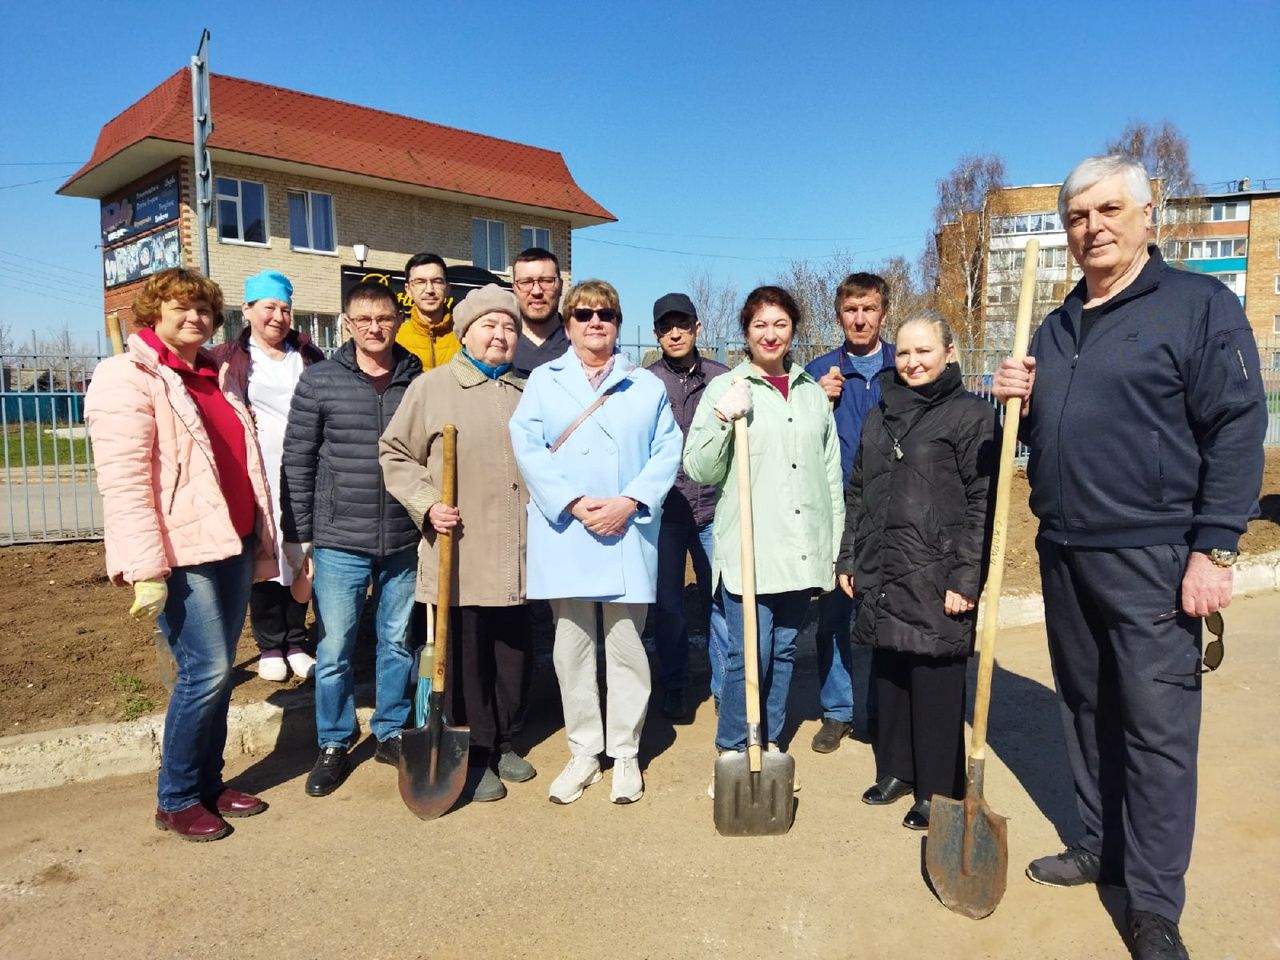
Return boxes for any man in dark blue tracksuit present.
[804,273,896,752]
[995,154,1266,960]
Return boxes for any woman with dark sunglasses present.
[510,279,682,806]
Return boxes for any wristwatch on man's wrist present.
[1205,548,1238,568]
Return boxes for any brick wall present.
[204,161,573,316]
[1245,196,1280,339]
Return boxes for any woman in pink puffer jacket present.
[86,268,277,843]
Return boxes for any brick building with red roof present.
[59,69,614,344]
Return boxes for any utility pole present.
[190,30,213,278]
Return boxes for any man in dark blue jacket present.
[994,154,1266,960]
[646,293,729,719]
[804,273,896,753]
[281,281,424,798]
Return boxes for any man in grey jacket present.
[281,281,423,797]
[645,293,729,719]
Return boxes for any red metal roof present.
[60,70,614,222]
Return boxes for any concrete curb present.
[4,550,1278,796]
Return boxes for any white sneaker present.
[548,755,601,804]
[610,757,643,804]
[257,650,288,682]
[286,646,316,680]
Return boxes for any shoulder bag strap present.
[549,381,625,453]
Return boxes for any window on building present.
[1209,201,1250,222]
[1271,350,1280,373]
[1275,275,1280,295]
[288,191,335,253]
[293,313,340,352]
[216,178,267,244]
[1272,316,1280,336]
[1168,237,1247,261]
[991,212,1063,236]
[1214,273,1246,298]
[472,218,508,272]
[520,226,552,252]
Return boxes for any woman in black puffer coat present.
[836,315,998,831]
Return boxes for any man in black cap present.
[645,293,730,719]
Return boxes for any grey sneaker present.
[472,766,508,802]
[1026,845,1102,886]
[548,755,601,804]
[1127,908,1189,960]
[497,746,536,783]
[610,757,644,804]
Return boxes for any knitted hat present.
[453,284,521,340]
[244,270,293,305]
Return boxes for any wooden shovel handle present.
[431,424,457,694]
[970,240,1038,760]
[734,413,763,773]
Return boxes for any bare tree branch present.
[684,267,740,349]
[1104,119,1199,248]
[931,153,1007,347]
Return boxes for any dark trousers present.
[872,647,966,803]
[247,581,309,653]
[444,605,531,753]
[1038,540,1202,923]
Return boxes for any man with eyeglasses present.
[511,246,569,379]
[397,252,460,370]
[281,281,424,798]
[993,154,1266,960]
[644,293,729,719]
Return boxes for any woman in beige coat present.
[380,284,531,802]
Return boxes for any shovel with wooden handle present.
[926,238,1039,918]
[398,424,470,820]
[714,400,795,836]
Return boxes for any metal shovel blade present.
[397,712,470,821]
[926,761,1009,919]
[713,749,795,836]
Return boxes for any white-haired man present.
[993,154,1266,960]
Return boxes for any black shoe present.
[903,798,931,830]
[861,775,913,805]
[1127,908,1189,960]
[472,766,508,802]
[305,747,350,797]
[496,745,536,783]
[374,736,402,767]
[661,687,688,720]
[1026,844,1103,887]
[811,718,852,753]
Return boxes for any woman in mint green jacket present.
[684,286,843,758]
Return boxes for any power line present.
[0,261,102,294]
[0,161,80,167]
[595,226,921,244]
[577,235,917,263]
[0,249,101,281]
[0,279,101,310]
[0,174,70,190]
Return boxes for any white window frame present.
[520,225,552,253]
[1209,201,1250,222]
[215,177,269,246]
[1275,275,1280,295]
[473,218,508,272]
[288,190,337,254]
[1272,316,1280,336]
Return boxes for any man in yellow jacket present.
[396,252,460,369]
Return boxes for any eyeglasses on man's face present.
[513,276,559,292]
[571,307,619,324]
[406,277,447,290]
[347,313,400,331]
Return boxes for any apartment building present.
[58,70,614,347]
[937,178,1280,352]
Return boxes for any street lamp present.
[353,243,369,268]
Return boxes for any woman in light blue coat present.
[510,279,682,807]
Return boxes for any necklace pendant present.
[893,442,903,460]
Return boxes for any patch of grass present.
[111,672,155,720]
[1,424,94,469]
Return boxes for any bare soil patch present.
[3,449,1277,735]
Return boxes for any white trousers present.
[551,598,651,759]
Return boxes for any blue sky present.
[1,0,1277,351]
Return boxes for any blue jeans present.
[716,590,809,752]
[815,589,855,723]
[156,540,253,813]
[653,518,728,699]
[313,546,416,748]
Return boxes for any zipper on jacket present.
[378,390,386,557]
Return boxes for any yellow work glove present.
[129,579,168,620]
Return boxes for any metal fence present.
[2,337,1277,545]
[1,353,102,545]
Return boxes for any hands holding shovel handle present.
[925,239,1039,918]
[398,424,471,820]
